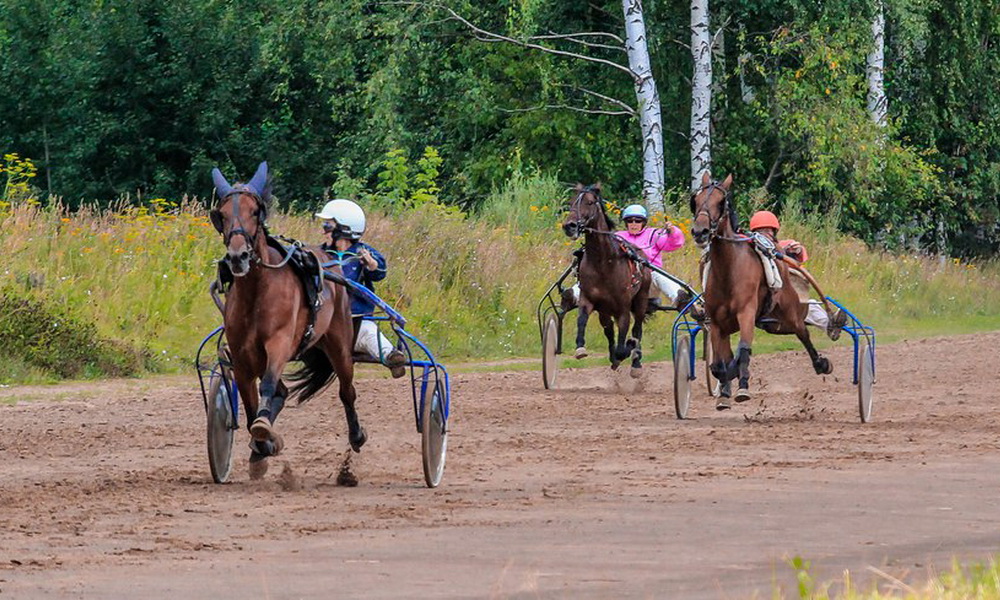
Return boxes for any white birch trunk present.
[690,0,713,192]
[867,0,888,128]
[738,23,755,104]
[622,0,665,214]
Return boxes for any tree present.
[690,0,713,192]
[866,0,887,128]
[398,1,667,211]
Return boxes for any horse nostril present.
[240,251,250,261]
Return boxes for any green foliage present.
[373,146,445,211]
[0,152,38,207]
[755,25,947,251]
[0,288,149,381]
[0,0,996,257]
[475,168,566,233]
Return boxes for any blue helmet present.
[622,204,648,221]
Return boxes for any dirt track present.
[2,332,1000,599]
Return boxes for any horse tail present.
[285,347,337,406]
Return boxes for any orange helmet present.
[749,210,780,232]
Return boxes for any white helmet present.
[316,199,366,239]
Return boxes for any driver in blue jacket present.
[317,199,407,378]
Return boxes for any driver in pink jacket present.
[617,204,689,309]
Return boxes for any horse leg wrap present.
[735,342,752,389]
[710,361,729,382]
[250,438,278,457]
[257,377,279,422]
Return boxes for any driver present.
[748,210,847,340]
[316,199,407,378]
[617,204,690,309]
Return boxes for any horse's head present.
[209,161,271,277]
[563,183,614,239]
[690,172,735,248]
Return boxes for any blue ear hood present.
[212,168,232,199]
[246,161,268,196]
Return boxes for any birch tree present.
[622,0,665,212]
[398,1,666,212]
[866,0,888,128]
[690,0,712,192]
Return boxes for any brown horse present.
[562,183,651,376]
[210,162,364,479]
[690,172,832,409]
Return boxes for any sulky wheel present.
[674,334,693,419]
[541,312,559,390]
[421,381,448,488]
[858,336,875,423]
[206,371,236,483]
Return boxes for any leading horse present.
[562,183,651,376]
[210,162,364,479]
[691,172,832,409]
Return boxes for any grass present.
[0,175,996,383]
[779,555,1000,599]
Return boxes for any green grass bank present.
[0,178,997,383]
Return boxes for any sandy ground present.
[1,331,1000,599]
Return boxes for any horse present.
[690,171,832,409]
[562,183,651,376]
[209,162,365,479]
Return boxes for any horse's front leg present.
[614,311,633,363]
[732,306,757,403]
[598,312,618,369]
[708,325,734,408]
[628,306,646,378]
[574,304,590,359]
[250,339,294,452]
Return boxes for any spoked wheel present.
[673,334,693,419]
[421,381,448,488]
[703,329,719,397]
[858,337,875,423]
[206,371,236,484]
[541,313,560,390]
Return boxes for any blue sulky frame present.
[670,294,877,421]
[195,325,236,424]
[535,257,699,390]
[195,276,451,486]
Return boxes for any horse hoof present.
[574,347,589,359]
[350,427,367,453]
[248,453,269,480]
[734,388,752,403]
[629,366,642,379]
[716,396,732,411]
[270,432,285,456]
[250,417,273,442]
[816,357,833,375]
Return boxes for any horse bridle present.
[218,186,264,265]
[567,186,607,234]
[693,181,743,243]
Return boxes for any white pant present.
[651,270,683,302]
[569,270,683,305]
[804,301,829,329]
[355,319,394,362]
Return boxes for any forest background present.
[0,0,998,381]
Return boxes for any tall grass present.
[0,173,997,382]
[782,555,1000,599]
